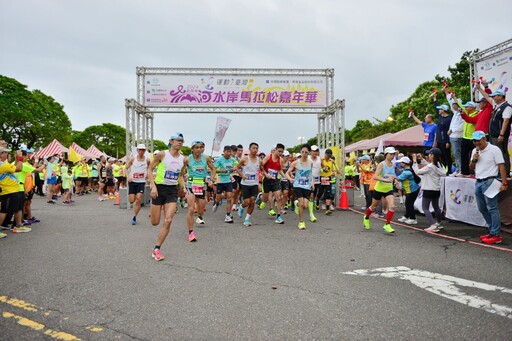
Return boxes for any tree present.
[0,75,72,149]
[74,123,126,158]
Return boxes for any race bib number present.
[191,184,204,195]
[164,170,179,181]
[314,176,320,183]
[321,177,330,185]
[246,173,256,181]
[133,173,144,179]
[299,177,310,186]
[423,133,429,142]
[268,169,278,179]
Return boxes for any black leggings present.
[363,184,372,209]
[405,190,419,219]
[421,190,442,226]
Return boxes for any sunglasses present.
[174,138,184,142]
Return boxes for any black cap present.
[425,148,442,156]
[325,149,333,155]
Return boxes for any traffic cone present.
[338,186,349,210]
[114,193,120,205]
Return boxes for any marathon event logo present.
[449,189,474,205]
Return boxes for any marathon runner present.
[125,144,150,225]
[260,143,286,224]
[212,145,236,223]
[286,144,314,230]
[308,145,321,221]
[236,142,260,226]
[147,132,186,261]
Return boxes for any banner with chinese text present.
[144,75,327,107]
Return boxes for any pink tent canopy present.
[33,139,69,159]
[357,133,394,151]
[345,139,370,153]
[86,145,107,158]
[70,142,95,159]
[383,125,424,147]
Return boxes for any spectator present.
[0,148,26,236]
[396,156,420,225]
[478,88,511,175]
[410,112,437,153]
[412,148,446,233]
[470,130,509,244]
[447,95,465,176]
[459,101,478,175]
[433,94,453,174]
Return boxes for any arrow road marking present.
[342,266,512,320]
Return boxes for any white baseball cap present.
[311,145,319,151]
[136,144,147,150]
[384,147,396,154]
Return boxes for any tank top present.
[131,156,148,183]
[264,155,281,180]
[281,160,291,182]
[188,154,208,182]
[374,161,395,193]
[309,156,321,184]
[155,151,184,186]
[241,156,259,186]
[293,159,313,190]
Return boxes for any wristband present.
[503,182,509,186]
[16,156,24,162]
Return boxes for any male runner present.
[319,148,340,215]
[286,144,314,229]
[213,145,236,223]
[147,132,186,261]
[260,143,286,224]
[231,144,243,212]
[183,140,216,240]
[125,144,150,225]
[97,156,107,202]
[236,142,260,226]
[308,145,321,221]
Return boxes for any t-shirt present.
[62,172,73,190]
[16,162,35,192]
[471,143,505,179]
[421,122,437,147]
[0,163,20,196]
[214,156,235,184]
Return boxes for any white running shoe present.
[424,225,440,232]
[224,215,233,223]
[196,217,205,225]
[404,218,418,225]
[397,216,408,223]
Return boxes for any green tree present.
[153,139,167,152]
[74,123,126,157]
[0,75,72,149]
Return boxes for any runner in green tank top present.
[183,140,216,240]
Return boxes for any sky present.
[1,0,511,155]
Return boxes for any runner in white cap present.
[125,144,150,225]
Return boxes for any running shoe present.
[232,204,237,211]
[404,218,417,225]
[188,231,197,242]
[294,200,299,215]
[255,193,262,205]
[131,217,136,225]
[482,234,502,245]
[315,204,320,211]
[259,202,266,210]
[397,216,408,223]
[310,215,317,222]
[224,215,234,223]
[325,210,332,215]
[383,223,395,233]
[11,226,31,233]
[29,217,40,223]
[329,205,335,211]
[363,216,370,230]
[152,249,165,261]
[196,217,205,225]
[479,233,491,241]
[238,206,244,218]
[62,201,69,205]
[0,232,6,238]
[275,216,284,224]
[268,209,276,216]
[424,225,440,233]
[98,198,105,202]
[47,200,56,204]
[298,221,306,230]
[212,203,218,213]
[22,220,32,226]
[243,219,252,227]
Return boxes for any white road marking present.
[342,266,512,319]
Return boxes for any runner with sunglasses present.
[147,132,186,261]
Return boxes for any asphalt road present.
[1,192,511,340]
